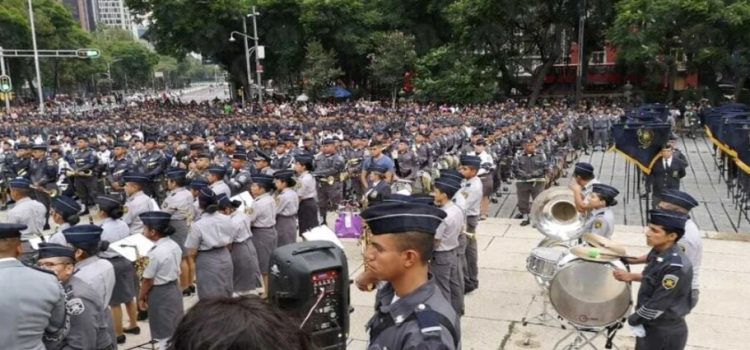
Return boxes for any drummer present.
[569,162,599,214]
[583,183,618,239]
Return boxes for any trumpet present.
[359,224,375,291]
[31,185,59,198]
[317,175,336,186]
[66,169,93,177]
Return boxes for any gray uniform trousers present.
[430,249,463,315]
[462,215,479,291]
[516,181,545,215]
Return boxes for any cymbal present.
[581,233,627,256]
[570,246,620,263]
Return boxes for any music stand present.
[553,322,623,350]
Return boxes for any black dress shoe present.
[137,310,148,321]
[513,213,524,219]
[520,219,531,226]
[189,285,196,293]
[464,286,477,294]
[182,288,192,297]
[117,335,126,344]
[123,326,140,335]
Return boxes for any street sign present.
[76,49,101,59]
[257,64,264,73]
[0,75,11,93]
[0,92,14,101]
[257,46,265,59]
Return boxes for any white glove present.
[627,321,646,338]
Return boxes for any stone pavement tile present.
[460,317,512,350]
[477,223,512,237]
[477,268,541,294]
[484,236,543,255]
[347,304,372,342]
[503,322,634,350]
[700,253,750,273]
[347,339,368,350]
[464,290,534,322]
[501,226,543,239]
[685,313,750,349]
[350,282,377,307]
[478,251,529,271]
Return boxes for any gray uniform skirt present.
[195,247,234,299]
[231,239,262,292]
[298,198,319,235]
[148,281,184,339]
[107,256,137,305]
[169,219,190,257]
[250,227,277,274]
[275,215,298,247]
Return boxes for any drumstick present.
[588,248,638,260]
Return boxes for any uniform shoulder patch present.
[66,297,85,315]
[462,191,469,199]
[593,219,603,230]
[662,274,679,290]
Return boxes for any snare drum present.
[526,247,565,281]
[549,255,632,328]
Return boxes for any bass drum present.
[549,257,631,328]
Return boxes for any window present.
[590,51,605,65]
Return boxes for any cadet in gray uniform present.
[29,144,58,229]
[459,155,483,294]
[253,151,275,176]
[432,177,466,315]
[313,139,345,224]
[217,194,262,295]
[185,188,235,299]
[583,184,619,239]
[138,211,184,350]
[161,169,197,294]
[122,174,158,235]
[273,170,299,247]
[207,165,231,198]
[249,174,278,293]
[570,162,600,214]
[656,190,703,309]
[512,139,547,226]
[138,137,167,202]
[592,114,611,151]
[37,243,113,350]
[395,138,418,181]
[227,153,252,196]
[6,178,48,262]
[294,153,319,234]
[47,196,82,245]
[96,195,139,344]
[62,225,117,350]
[0,223,68,350]
[364,164,391,206]
[70,136,99,214]
[359,203,460,349]
[614,210,693,350]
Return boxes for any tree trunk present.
[528,59,555,107]
[734,74,746,101]
[391,86,397,109]
[52,60,59,98]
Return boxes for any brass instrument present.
[318,175,335,186]
[133,245,149,280]
[359,223,375,291]
[30,185,59,198]
[65,169,93,177]
[529,186,585,242]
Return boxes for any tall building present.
[95,0,134,31]
[62,0,97,32]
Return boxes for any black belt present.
[277,214,297,218]
[300,197,315,201]
[251,226,273,230]
[198,245,227,252]
[153,280,178,288]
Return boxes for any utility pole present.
[28,0,45,114]
[251,6,262,106]
[242,16,253,105]
[0,47,10,114]
[575,0,587,105]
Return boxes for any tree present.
[413,46,496,104]
[302,41,343,100]
[369,31,417,108]
[93,29,159,91]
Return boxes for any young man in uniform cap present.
[569,162,600,214]
[646,144,687,208]
[207,165,231,198]
[138,211,184,350]
[37,242,114,349]
[512,138,547,225]
[123,173,158,235]
[47,195,83,245]
[459,154,483,294]
[227,153,252,196]
[432,177,466,315]
[313,138,346,224]
[360,202,460,349]
[654,190,703,309]
[0,223,69,349]
[5,177,47,263]
[71,135,99,215]
[253,151,275,176]
[613,209,693,350]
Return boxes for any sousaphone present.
[529,186,585,242]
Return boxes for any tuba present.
[529,186,585,244]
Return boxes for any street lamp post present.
[28,0,45,114]
[250,7,262,107]
[229,7,263,107]
[242,16,253,105]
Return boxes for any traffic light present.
[0,75,11,93]
[76,49,101,59]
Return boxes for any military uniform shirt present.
[99,218,131,259]
[47,223,72,245]
[435,201,464,251]
[123,191,157,235]
[462,177,483,216]
[276,188,299,216]
[468,150,495,176]
[75,257,116,310]
[296,171,317,200]
[7,197,47,240]
[250,193,277,227]
[210,180,231,199]
[585,208,614,239]
[162,187,196,222]
[230,210,253,242]
[143,237,182,285]
[679,219,702,290]
[51,275,113,350]
[185,212,235,251]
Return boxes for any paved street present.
[491,134,748,234]
[179,82,230,103]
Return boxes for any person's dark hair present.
[199,196,219,214]
[73,240,108,257]
[12,187,30,196]
[102,206,124,220]
[168,296,314,350]
[253,182,274,193]
[63,213,81,226]
[170,177,188,188]
[595,193,618,207]
[146,224,175,237]
[297,161,314,172]
[661,225,685,240]
[392,231,435,264]
[576,172,595,181]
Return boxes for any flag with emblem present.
[702,103,750,154]
[612,121,671,174]
[724,119,750,175]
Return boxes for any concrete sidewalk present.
[110,216,749,349]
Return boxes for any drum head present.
[549,260,631,328]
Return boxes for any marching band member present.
[207,165,231,198]
[138,211,184,350]
[432,177,466,315]
[96,195,140,344]
[569,162,599,214]
[459,155,483,294]
[5,178,47,263]
[273,170,299,247]
[47,195,82,245]
[583,183,619,239]
[294,153,319,234]
[123,174,158,235]
[216,194,262,296]
[161,169,198,295]
[185,188,234,299]
[249,174,277,295]
[363,164,391,206]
